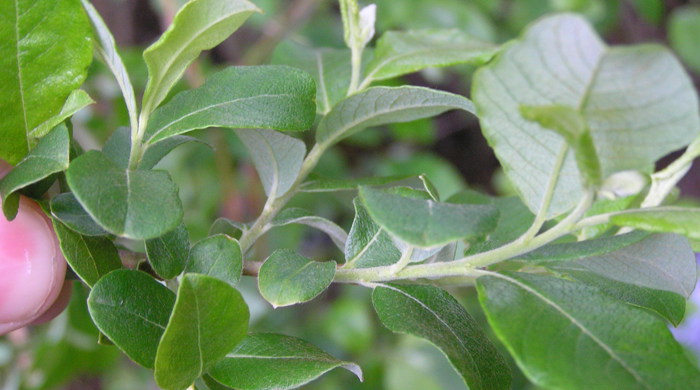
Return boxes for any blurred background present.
[2,0,700,389]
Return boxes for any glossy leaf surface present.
[146,224,190,279]
[184,234,242,287]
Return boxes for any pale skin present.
[0,159,70,335]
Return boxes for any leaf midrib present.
[494,273,650,388]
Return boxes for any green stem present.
[127,112,150,170]
[334,190,593,284]
[347,46,362,95]
[641,139,700,208]
[238,143,327,253]
[521,144,569,241]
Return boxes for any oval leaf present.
[364,29,497,84]
[344,197,401,268]
[0,0,92,163]
[608,207,700,241]
[1,124,70,219]
[473,14,700,216]
[477,272,700,389]
[53,219,122,288]
[146,223,190,279]
[141,0,260,115]
[208,333,362,390]
[258,249,336,307]
[359,186,498,248]
[88,270,176,368]
[154,274,249,390]
[66,150,183,239]
[145,66,316,145]
[315,86,475,146]
[50,192,108,236]
[185,234,242,287]
[372,284,511,390]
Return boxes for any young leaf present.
[208,333,363,390]
[258,249,336,308]
[50,192,108,237]
[53,219,122,288]
[88,270,176,368]
[146,224,190,280]
[154,274,249,390]
[270,208,348,251]
[185,234,242,287]
[209,218,248,239]
[235,129,306,199]
[81,0,137,129]
[315,86,476,146]
[344,198,401,268]
[0,0,92,164]
[31,89,94,139]
[363,29,497,85]
[145,66,316,145]
[66,150,183,239]
[372,284,511,390]
[141,0,260,115]
[477,272,700,389]
[271,41,352,115]
[608,207,700,240]
[1,124,70,219]
[359,186,498,248]
[473,14,700,216]
[543,233,696,298]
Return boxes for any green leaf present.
[364,29,497,84]
[103,127,206,170]
[472,14,700,216]
[344,197,401,268]
[372,284,511,390]
[270,208,347,251]
[608,207,700,240]
[50,192,108,236]
[185,234,242,287]
[549,267,686,326]
[521,231,650,263]
[1,124,70,219]
[141,0,260,115]
[300,174,415,192]
[359,186,498,248]
[0,0,92,164]
[463,196,534,255]
[66,150,183,239]
[32,89,94,139]
[81,0,137,129]
[53,219,121,288]
[88,270,176,368]
[208,333,363,390]
[146,224,190,279]
[520,104,601,186]
[669,5,700,73]
[315,86,475,146]
[154,274,249,390]
[209,218,248,239]
[544,233,696,297]
[236,128,306,199]
[258,249,336,308]
[271,41,352,115]
[477,272,700,390]
[145,66,316,146]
